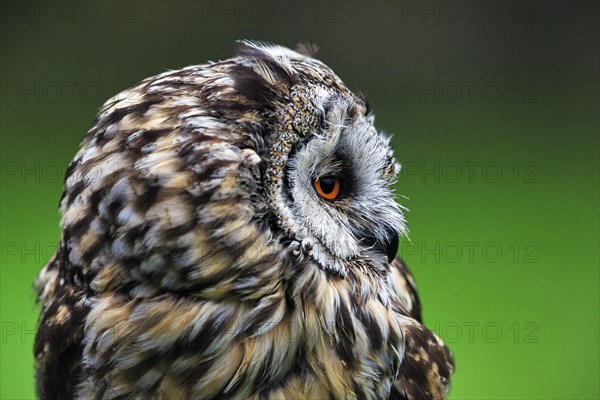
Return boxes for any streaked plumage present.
[34,41,454,399]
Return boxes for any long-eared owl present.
[34,41,454,399]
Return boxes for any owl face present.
[278,92,406,275]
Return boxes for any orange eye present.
[313,176,341,200]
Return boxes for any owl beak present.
[385,231,400,263]
[363,229,400,263]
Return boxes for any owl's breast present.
[278,262,405,400]
[65,258,404,399]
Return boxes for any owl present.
[34,41,454,399]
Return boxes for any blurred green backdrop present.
[1,1,598,399]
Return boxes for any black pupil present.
[319,177,336,194]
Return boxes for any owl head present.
[245,42,407,276]
[56,40,406,297]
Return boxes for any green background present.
[1,1,598,398]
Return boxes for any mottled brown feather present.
[34,41,453,399]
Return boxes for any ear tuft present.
[356,91,371,115]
